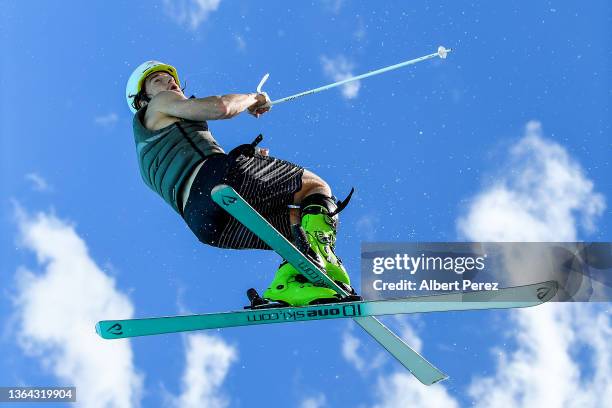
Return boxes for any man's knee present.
[295,170,332,203]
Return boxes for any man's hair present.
[132,88,150,112]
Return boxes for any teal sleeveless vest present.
[132,107,225,215]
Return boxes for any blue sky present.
[1,1,610,407]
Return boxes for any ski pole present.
[256,46,452,105]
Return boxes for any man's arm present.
[149,91,267,122]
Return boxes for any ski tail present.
[353,317,448,384]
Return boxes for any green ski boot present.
[262,261,341,306]
[299,192,359,297]
[262,224,341,306]
[262,190,358,306]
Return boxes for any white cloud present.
[167,334,237,408]
[343,120,608,407]
[10,206,143,408]
[341,329,367,372]
[458,121,610,407]
[355,214,380,241]
[25,173,53,192]
[348,314,459,407]
[353,27,366,42]
[457,121,605,241]
[468,303,611,408]
[353,17,366,41]
[390,315,423,354]
[372,372,460,408]
[235,35,246,51]
[341,323,386,374]
[340,316,457,407]
[320,55,360,99]
[163,0,221,30]
[300,393,326,408]
[94,113,118,127]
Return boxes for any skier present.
[125,61,357,307]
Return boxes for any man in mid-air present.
[125,60,356,306]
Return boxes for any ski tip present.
[431,374,450,385]
[95,321,126,340]
[211,184,231,195]
[417,371,449,386]
[211,184,241,207]
[536,280,559,303]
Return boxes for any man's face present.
[143,71,181,98]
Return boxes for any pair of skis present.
[96,185,558,385]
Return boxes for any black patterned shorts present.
[183,152,304,249]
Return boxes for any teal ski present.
[96,280,557,339]
[210,184,450,384]
[209,184,447,383]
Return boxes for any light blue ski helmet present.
[125,60,181,113]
